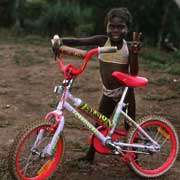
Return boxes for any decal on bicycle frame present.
[78,103,113,128]
[72,110,100,135]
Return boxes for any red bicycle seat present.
[112,71,148,87]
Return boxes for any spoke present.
[20,132,53,176]
[147,127,159,141]
[154,130,160,141]
[22,153,34,175]
[158,152,169,157]
[147,126,154,137]
[156,132,163,143]
[135,154,150,162]
[147,160,152,170]
[160,138,170,147]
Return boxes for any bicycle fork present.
[31,114,64,157]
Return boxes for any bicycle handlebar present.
[59,45,87,58]
[51,35,117,79]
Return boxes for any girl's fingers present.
[132,32,142,41]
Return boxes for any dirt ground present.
[0,38,179,180]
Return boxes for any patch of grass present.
[0,157,12,180]
[48,100,58,108]
[155,77,170,85]
[0,54,4,63]
[140,49,180,75]
[19,35,49,46]
[0,121,12,128]
[143,92,179,101]
[0,115,13,127]
[165,65,180,74]
[149,77,170,86]
[149,77,180,91]
[175,82,180,90]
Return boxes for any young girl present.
[61,7,141,162]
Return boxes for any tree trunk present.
[157,1,171,48]
[13,0,26,32]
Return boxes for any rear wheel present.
[127,115,179,178]
[8,119,65,180]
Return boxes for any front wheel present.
[127,115,179,178]
[8,119,65,180]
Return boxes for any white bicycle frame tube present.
[42,83,159,156]
[64,101,108,145]
[108,87,128,136]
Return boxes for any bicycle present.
[8,35,179,179]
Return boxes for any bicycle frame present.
[40,78,160,157]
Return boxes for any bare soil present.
[0,38,179,180]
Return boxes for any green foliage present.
[1,0,180,46]
[24,0,46,21]
[38,2,80,34]
[23,1,94,36]
[173,50,180,59]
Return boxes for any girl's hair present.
[105,7,132,27]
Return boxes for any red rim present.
[15,125,63,180]
[130,120,177,175]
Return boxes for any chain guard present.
[89,126,127,154]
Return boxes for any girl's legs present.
[81,88,136,162]
[83,95,117,162]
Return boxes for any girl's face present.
[106,17,128,42]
